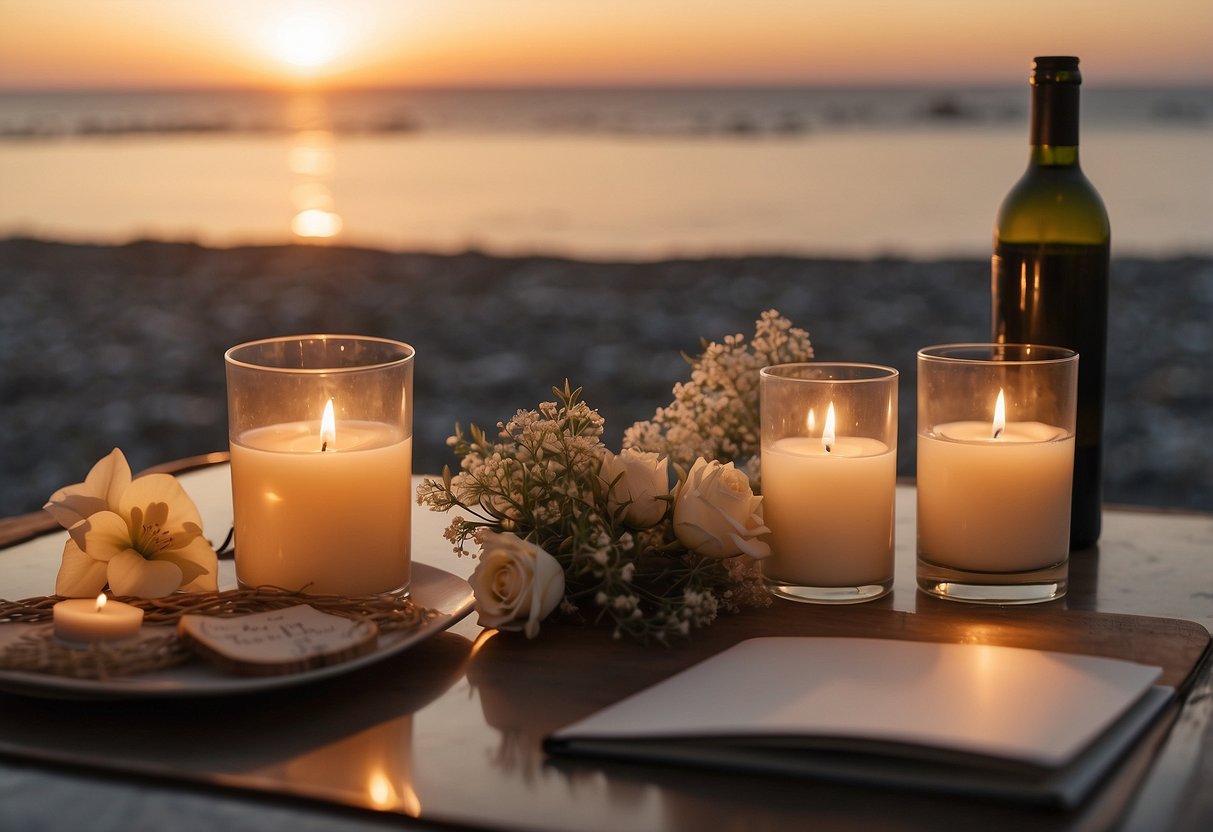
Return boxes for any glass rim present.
[224,334,415,375]
[917,343,1077,366]
[760,362,899,383]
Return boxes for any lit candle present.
[917,388,1074,572]
[226,335,415,597]
[53,593,144,643]
[230,399,412,596]
[762,402,897,587]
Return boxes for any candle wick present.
[825,443,832,454]
[321,440,328,453]
[992,427,1003,440]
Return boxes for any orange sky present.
[1,0,1211,89]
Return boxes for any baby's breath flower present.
[612,594,638,611]
[624,310,812,479]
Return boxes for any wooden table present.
[1,456,1210,832]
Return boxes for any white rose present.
[600,448,670,529]
[673,457,771,560]
[469,531,565,639]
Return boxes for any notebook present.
[545,637,1171,808]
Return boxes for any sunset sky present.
[1,0,1211,90]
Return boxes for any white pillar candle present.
[231,415,412,596]
[53,594,144,643]
[762,435,896,586]
[917,419,1073,572]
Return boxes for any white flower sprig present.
[417,382,771,643]
[624,309,814,482]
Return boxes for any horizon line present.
[3,79,1213,96]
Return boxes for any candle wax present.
[231,420,412,596]
[917,420,1073,572]
[761,436,895,586]
[53,597,144,643]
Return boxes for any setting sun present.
[1,1,1210,89]
[267,11,346,72]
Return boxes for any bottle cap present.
[1032,56,1082,86]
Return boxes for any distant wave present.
[1,87,1207,141]
[0,116,424,140]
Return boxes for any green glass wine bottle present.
[992,56,1110,550]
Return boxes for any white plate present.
[0,562,473,700]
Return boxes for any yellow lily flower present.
[46,449,218,598]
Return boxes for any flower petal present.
[46,449,134,530]
[107,550,182,598]
[524,556,566,639]
[707,500,770,541]
[674,519,731,558]
[54,539,108,597]
[729,532,771,560]
[165,523,204,551]
[119,474,202,530]
[85,448,132,512]
[157,536,218,592]
[66,518,91,551]
[82,511,137,563]
[43,493,108,531]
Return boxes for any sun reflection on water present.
[286,99,343,242]
[292,207,343,238]
[288,130,336,176]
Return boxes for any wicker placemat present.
[0,588,438,679]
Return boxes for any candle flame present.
[95,593,107,612]
[368,771,396,809]
[823,402,836,454]
[992,389,1006,440]
[320,399,336,452]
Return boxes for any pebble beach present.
[1,237,1209,519]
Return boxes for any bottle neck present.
[1030,82,1080,161]
[1030,144,1080,167]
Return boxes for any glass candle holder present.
[225,335,415,596]
[916,343,1078,604]
[759,363,898,604]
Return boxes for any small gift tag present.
[178,605,378,677]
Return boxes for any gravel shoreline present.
[1,238,1209,517]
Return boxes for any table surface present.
[1,458,1211,832]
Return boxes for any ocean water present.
[1,87,1210,257]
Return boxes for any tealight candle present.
[226,336,415,597]
[916,344,1078,604]
[760,364,898,604]
[53,593,144,643]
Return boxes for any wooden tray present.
[0,594,1208,832]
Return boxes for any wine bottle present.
[992,56,1110,550]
